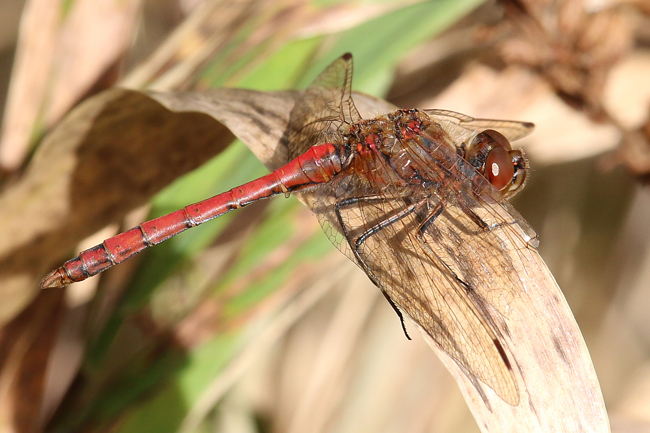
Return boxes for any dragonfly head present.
[466,129,528,199]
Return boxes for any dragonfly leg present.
[431,161,490,233]
[354,200,427,250]
[436,162,492,233]
[335,195,428,340]
[457,199,518,236]
[459,204,488,231]
[415,198,498,294]
[416,199,446,234]
[335,195,385,207]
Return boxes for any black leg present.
[380,290,412,340]
[457,200,489,231]
[457,199,517,235]
[354,200,425,250]
[417,199,446,236]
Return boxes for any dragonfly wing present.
[425,109,534,143]
[308,137,538,405]
[286,53,362,159]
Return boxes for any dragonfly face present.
[463,129,529,199]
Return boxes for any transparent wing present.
[308,134,538,405]
[286,53,362,159]
[425,109,534,143]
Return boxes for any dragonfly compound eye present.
[482,129,512,151]
[486,146,515,191]
[467,129,529,196]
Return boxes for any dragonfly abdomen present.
[41,143,342,289]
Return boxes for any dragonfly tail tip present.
[40,269,69,289]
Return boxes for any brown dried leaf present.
[0,289,65,433]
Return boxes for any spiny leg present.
[436,163,490,233]
[353,199,427,250]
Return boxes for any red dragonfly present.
[42,53,536,405]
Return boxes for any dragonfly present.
[42,53,537,406]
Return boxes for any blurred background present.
[0,0,649,432]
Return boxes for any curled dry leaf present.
[0,82,607,431]
[0,88,246,322]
